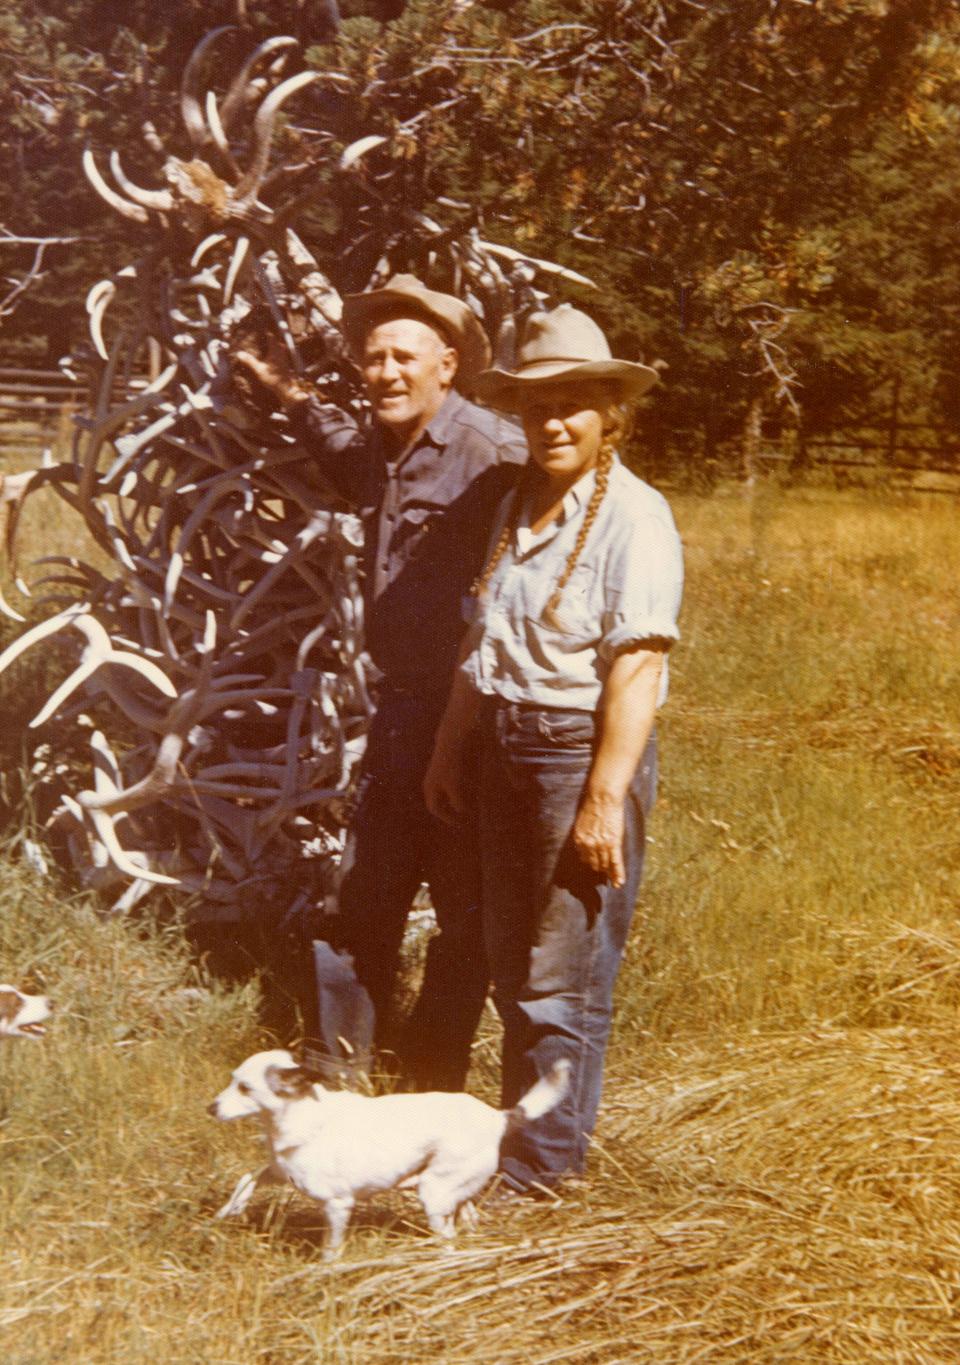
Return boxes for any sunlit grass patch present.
[673,490,960,716]
[620,488,960,1046]
[0,484,959,1361]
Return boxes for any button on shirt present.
[294,390,526,692]
[461,459,684,711]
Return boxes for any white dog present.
[0,985,52,1038]
[208,1049,570,1257]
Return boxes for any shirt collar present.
[561,464,600,516]
[421,389,466,447]
[514,464,600,556]
[377,389,464,466]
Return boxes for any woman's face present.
[516,381,615,488]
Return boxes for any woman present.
[424,304,683,1194]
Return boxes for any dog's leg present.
[427,1210,457,1241]
[420,1179,459,1247]
[424,1204,460,1255]
[458,1200,479,1231]
[215,1164,278,1219]
[322,1195,355,1261]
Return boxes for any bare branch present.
[0,234,88,321]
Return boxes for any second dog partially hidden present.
[0,985,52,1038]
[208,1049,570,1257]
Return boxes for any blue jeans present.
[478,699,656,1189]
[335,685,488,1091]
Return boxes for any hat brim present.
[474,358,660,411]
[342,285,491,386]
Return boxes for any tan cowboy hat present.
[475,304,659,410]
[342,274,492,386]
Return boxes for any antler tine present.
[180,25,235,149]
[218,35,298,135]
[84,278,118,362]
[250,667,314,850]
[234,71,320,206]
[11,36,387,909]
[83,150,149,224]
[84,804,180,886]
[78,730,185,815]
[223,235,250,305]
[204,92,240,176]
[28,614,177,730]
[77,620,220,815]
[30,657,103,729]
[0,604,90,678]
[109,151,174,212]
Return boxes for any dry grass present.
[2,484,960,1362]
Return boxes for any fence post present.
[886,374,901,467]
[741,393,762,487]
[790,411,809,477]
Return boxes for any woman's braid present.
[469,465,532,600]
[543,438,614,621]
[471,400,628,615]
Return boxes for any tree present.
[0,0,345,356]
[305,0,959,464]
[2,0,958,463]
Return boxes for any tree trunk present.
[741,394,763,486]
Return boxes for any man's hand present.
[423,740,468,827]
[573,790,626,888]
[233,334,313,408]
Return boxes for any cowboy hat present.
[475,304,659,410]
[342,274,492,386]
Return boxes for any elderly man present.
[237,275,525,1089]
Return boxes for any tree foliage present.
[1,0,958,458]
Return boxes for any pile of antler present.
[0,28,592,919]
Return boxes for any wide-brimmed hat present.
[475,304,659,410]
[342,274,492,386]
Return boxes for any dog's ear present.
[0,989,21,1023]
[265,1063,314,1100]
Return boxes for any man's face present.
[360,317,457,443]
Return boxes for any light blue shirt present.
[460,458,683,710]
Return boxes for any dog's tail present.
[504,1058,571,1134]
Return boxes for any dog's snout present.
[207,1100,219,1117]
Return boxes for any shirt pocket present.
[523,560,602,639]
[395,506,442,562]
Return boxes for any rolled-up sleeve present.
[598,504,684,663]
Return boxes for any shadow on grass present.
[201,1186,430,1254]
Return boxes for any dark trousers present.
[335,685,488,1091]
[479,699,656,1189]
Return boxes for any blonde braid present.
[472,397,628,612]
[543,438,615,622]
[470,467,532,600]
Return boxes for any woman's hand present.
[573,646,664,890]
[573,790,626,888]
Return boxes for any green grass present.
[2,485,960,1361]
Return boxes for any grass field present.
[2,482,960,1363]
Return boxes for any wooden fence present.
[4,367,960,493]
[766,413,960,495]
[0,365,89,456]
[759,376,960,493]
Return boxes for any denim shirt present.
[461,459,683,711]
[293,391,526,692]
